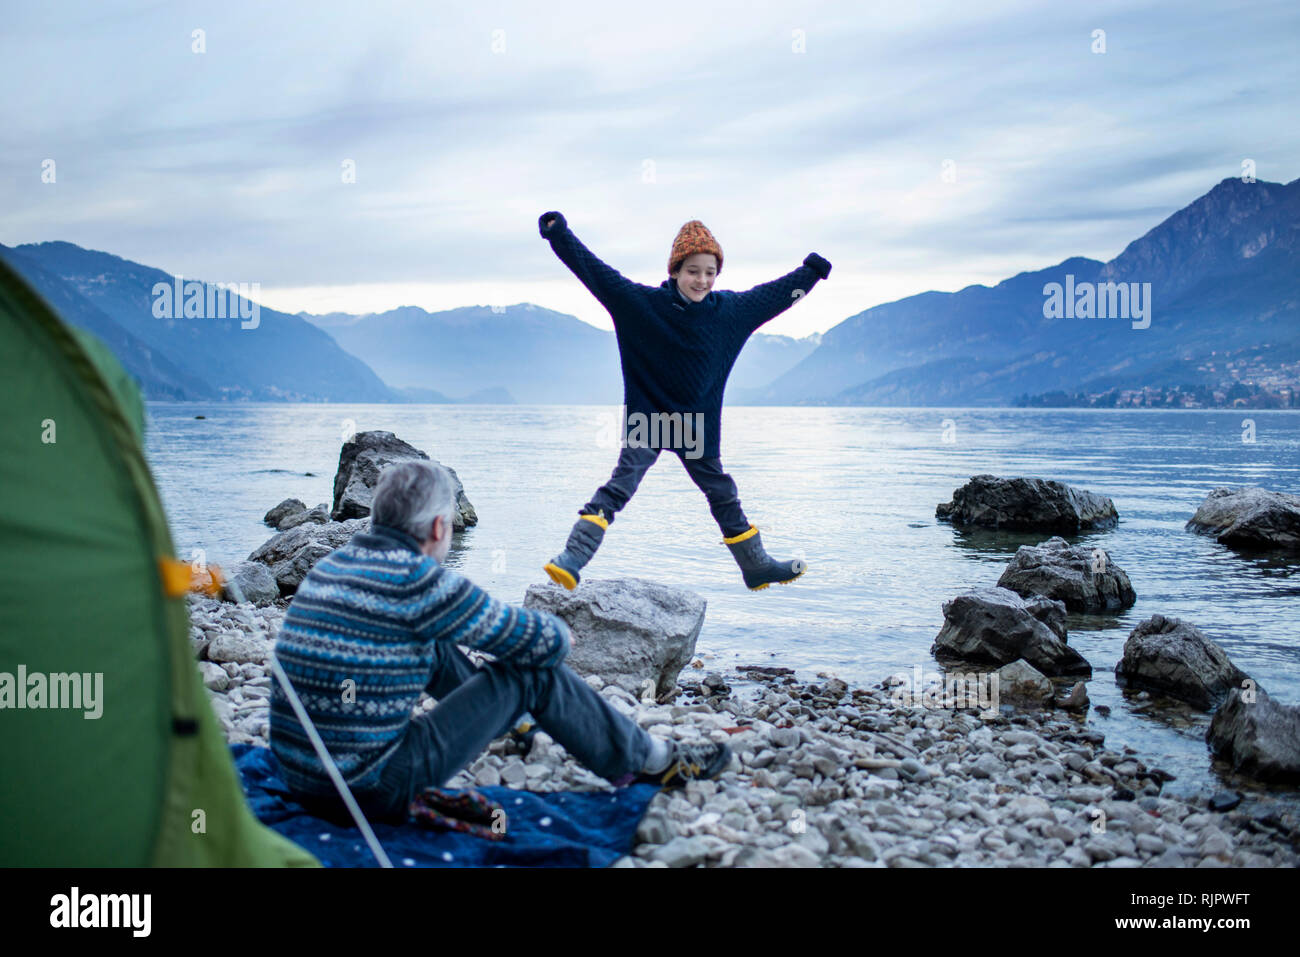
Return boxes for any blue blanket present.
[231,743,662,868]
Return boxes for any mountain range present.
[298,303,820,404]
[0,240,818,404]
[0,242,392,402]
[3,174,1295,407]
[753,175,1299,405]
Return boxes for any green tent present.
[0,256,318,867]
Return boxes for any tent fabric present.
[65,323,147,443]
[233,743,662,868]
[0,257,317,867]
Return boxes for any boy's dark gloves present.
[803,252,832,280]
[539,211,567,238]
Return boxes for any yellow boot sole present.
[748,561,807,591]
[544,562,578,590]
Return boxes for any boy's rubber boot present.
[723,523,806,591]
[544,512,608,590]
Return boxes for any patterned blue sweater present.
[269,522,571,796]
[540,211,831,459]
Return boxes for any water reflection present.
[143,402,1300,806]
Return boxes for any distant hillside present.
[755,176,1300,406]
[0,238,817,405]
[392,385,517,404]
[300,303,819,405]
[0,242,396,402]
[0,248,209,400]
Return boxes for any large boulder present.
[931,586,1091,677]
[1115,615,1251,710]
[936,475,1118,532]
[331,430,478,530]
[246,518,369,595]
[220,561,280,606]
[997,536,1136,611]
[1186,487,1300,553]
[1207,687,1300,783]
[522,578,705,698]
[263,498,307,529]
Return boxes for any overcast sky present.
[3,0,1297,338]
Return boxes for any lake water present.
[143,403,1300,805]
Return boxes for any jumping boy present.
[537,211,832,591]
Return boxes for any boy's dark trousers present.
[298,642,656,825]
[582,444,751,538]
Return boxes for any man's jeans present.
[583,444,750,538]
[300,642,656,824]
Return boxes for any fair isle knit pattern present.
[539,210,831,459]
[269,523,571,797]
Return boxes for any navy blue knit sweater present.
[540,211,831,459]
[269,522,571,796]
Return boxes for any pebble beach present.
[188,594,1300,868]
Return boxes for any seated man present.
[270,459,731,824]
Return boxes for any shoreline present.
[188,595,1300,867]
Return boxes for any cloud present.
[1,0,1296,338]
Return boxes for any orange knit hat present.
[668,220,723,276]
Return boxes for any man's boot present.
[543,511,608,590]
[723,523,806,590]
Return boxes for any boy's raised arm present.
[539,210,643,314]
[729,252,832,336]
[407,563,570,668]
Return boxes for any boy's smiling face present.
[672,253,718,303]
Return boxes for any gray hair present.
[370,460,457,541]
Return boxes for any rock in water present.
[246,518,369,595]
[1058,681,1090,712]
[931,586,1091,677]
[1208,791,1242,813]
[936,475,1118,532]
[1186,487,1300,553]
[1207,687,1300,783]
[278,503,330,530]
[1115,615,1251,710]
[221,561,280,605]
[263,498,307,529]
[523,578,705,697]
[331,430,478,529]
[997,536,1135,611]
